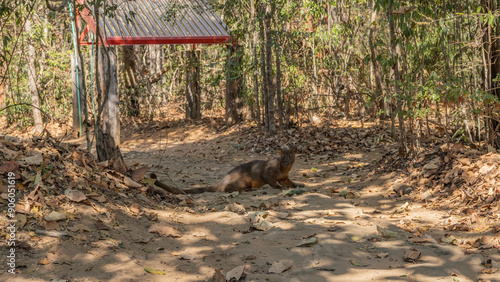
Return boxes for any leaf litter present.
[1,117,500,281]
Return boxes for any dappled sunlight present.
[2,119,498,282]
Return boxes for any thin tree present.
[26,19,43,134]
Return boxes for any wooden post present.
[225,43,243,124]
[99,47,120,145]
[185,47,201,120]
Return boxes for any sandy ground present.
[1,122,499,282]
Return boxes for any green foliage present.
[1,0,499,150]
[1,1,73,125]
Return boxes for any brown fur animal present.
[151,146,303,194]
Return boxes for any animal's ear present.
[290,147,297,153]
[277,147,283,155]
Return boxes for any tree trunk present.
[367,0,386,119]
[344,87,351,118]
[92,1,124,171]
[26,20,43,135]
[95,47,124,171]
[74,10,90,146]
[225,44,243,125]
[275,43,284,131]
[99,47,120,146]
[482,0,500,147]
[122,45,139,116]
[251,0,261,128]
[259,1,269,132]
[71,41,89,139]
[263,2,276,134]
[274,11,284,131]
[185,47,201,120]
[0,73,5,109]
[387,5,407,155]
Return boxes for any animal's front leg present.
[279,178,304,188]
[264,178,283,189]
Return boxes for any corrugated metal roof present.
[78,0,231,45]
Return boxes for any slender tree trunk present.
[275,39,284,130]
[26,20,43,135]
[265,3,276,134]
[259,1,269,132]
[387,4,406,155]
[0,68,5,109]
[75,13,89,147]
[482,0,500,146]
[185,47,201,120]
[225,44,243,124]
[251,0,261,128]
[367,0,386,119]
[122,45,139,116]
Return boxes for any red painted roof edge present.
[80,36,231,46]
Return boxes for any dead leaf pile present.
[386,143,499,230]
[0,135,178,237]
[234,120,389,156]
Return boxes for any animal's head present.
[277,146,297,168]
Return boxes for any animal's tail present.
[149,173,217,194]
[182,186,218,194]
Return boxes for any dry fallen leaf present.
[296,237,318,247]
[73,223,92,232]
[45,211,67,222]
[179,250,195,260]
[224,202,246,214]
[377,252,389,258]
[268,261,292,273]
[124,176,142,188]
[88,194,107,203]
[44,220,59,231]
[95,220,110,230]
[131,166,148,182]
[20,154,43,166]
[0,161,19,174]
[225,265,245,281]
[144,267,165,275]
[15,214,27,228]
[148,224,181,238]
[391,202,409,214]
[404,249,422,262]
[408,235,437,244]
[147,212,159,221]
[38,258,50,265]
[377,225,398,239]
[129,203,141,215]
[64,189,87,202]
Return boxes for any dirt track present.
[1,122,499,281]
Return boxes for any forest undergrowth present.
[0,105,499,280]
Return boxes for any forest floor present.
[0,112,499,282]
